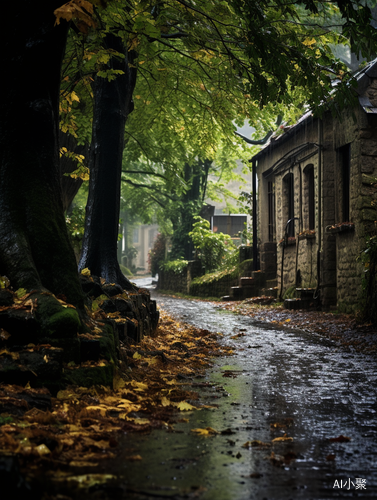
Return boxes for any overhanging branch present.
[121,178,177,201]
[235,116,283,145]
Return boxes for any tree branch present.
[121,178,177,201]
[161,32,189,38]
[235,116,282,145]
[122,169,169,181]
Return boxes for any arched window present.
[283,172,295,237]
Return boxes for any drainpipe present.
[296,165,303,287]
[252,158,258,271]
[315,118,323,302]
[279,242,285,300]
[299,164,303,234]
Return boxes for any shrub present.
[189,216,237,272]
[148,233,167,276]
[160,259,188,274]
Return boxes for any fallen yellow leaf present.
[36,444,51,456]
[145,357,157,366]
[85,405,107,416]
[175,401,196,411]
[161,396,171,407]
[191,427,219,436]
[272,436,293,443]
[113,372,127,390]
[131,380,148,391]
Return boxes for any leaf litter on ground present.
[217,299,377,355]
[0,310,233,491]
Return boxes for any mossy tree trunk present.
[79,35,137,290]
[0,2,84,313]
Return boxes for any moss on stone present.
[361,173,377,185]
[34,292,82,338]
[239,259,254,275]
[337,301,358,315]
[63,364,114,388]
[98,322,117,362]
[189,266,238,297]
[362,208,377,221]
[191,266,238,286]
[188,259,254,298]
[358,195,374,209]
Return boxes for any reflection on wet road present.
[123,286,377,499]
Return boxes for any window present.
[304,164,315,230]
[283,173,295,237]
[132,227,139,244]
[148,228,158,248]
[338,144,351,222]
[268,181,275,241]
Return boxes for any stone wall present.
[190,273,238,297]
[297,236,317,288]
[260,242,277,280]
[157,268,188,294]
[254,82,377,312]
[276,237,317,298]
[318,118,336,307]
[257,116,321,299]
[328,102,377,311]
[335,231,362,312]
[157,261,204,295]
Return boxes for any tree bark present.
[79,34,137,290]
[0,1,84,314]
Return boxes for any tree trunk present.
[79,35,137,290]
[171,160,210,260]
[0,2,84,320]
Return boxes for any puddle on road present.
[116,293,377,499]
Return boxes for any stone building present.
[251,59,377,312]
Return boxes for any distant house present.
[211,214,247,245]
[118,217,159,273]
[131,224,159,271]
[251,59,377,312]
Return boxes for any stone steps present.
[261,287,278,298]
[284,288,319,310]
[229,271,268,300]
[266,278,278,288]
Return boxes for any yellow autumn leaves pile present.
[0,310,232,485]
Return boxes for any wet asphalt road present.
[122,279,377,499]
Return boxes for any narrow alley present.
[120,281,377,499]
